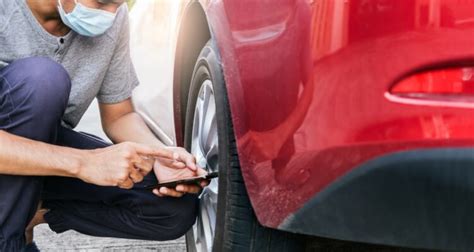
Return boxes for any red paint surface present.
[202,0,474,229]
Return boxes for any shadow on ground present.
[35,225,185,252]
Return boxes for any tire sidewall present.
[184,41,230,252]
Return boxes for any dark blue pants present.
[0,57,198,251]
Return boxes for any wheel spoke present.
[198,83,210,147]
[192,96,206,161]
[191,80,219,252]
[206,138,219,173]
[201,90,215,149]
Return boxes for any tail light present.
[390,67,474,100]
[390,67,474,96]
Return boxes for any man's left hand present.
[152,147,209,197]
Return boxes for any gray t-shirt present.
[0,0,139,128]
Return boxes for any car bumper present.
[280,147,474,250]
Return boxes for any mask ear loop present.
[58,0,78,14]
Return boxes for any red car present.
[130,0,474,250]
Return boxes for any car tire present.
[183,40,306,252]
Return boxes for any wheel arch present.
[173,1,212,147]
[172,0,268,230]
[173,0,278,232]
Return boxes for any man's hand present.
[79,142,176,189]
[97,100,209,194]
[153,147,209,197]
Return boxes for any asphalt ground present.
[35,100,186,251]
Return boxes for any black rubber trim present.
[280,148,474,251]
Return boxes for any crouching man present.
[0,0,208,250]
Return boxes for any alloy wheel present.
[190,79,219,252]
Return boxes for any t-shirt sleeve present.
[97,5,139,104]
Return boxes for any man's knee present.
[138,194,199,241]
[5,57,71,113]
[167,195,199,239]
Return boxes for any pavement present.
[35,100,186,251]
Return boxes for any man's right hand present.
[78,142,176,189]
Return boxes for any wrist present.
[67,149,90,178]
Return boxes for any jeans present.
[0,57,198,251]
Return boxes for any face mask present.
[57,0,117,37]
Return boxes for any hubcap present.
[191,80,219,252]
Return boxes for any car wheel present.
[183,41,305,252]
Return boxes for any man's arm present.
[99,99,166,148]
[0,129,176,189]
[0,130,83,177]
[99,99,208,197]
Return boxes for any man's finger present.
[129,167,144,183]
[153,188,164,197]
[131,143,175,160]
[171,160,187,169]
[143,156,155,167]
[176,184,202,194]
[183,155,197,171]
[200,180,209,187]
[175,184,187,192]
[118,177,134,189]
[196,167,208,176]
[156,158,187,169]
[159,187,184,197]
[133,158,154,175]
[173,152,197,171]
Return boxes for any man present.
[0,0,208,250]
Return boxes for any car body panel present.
[202,0,474,228]
[131,0,474,243]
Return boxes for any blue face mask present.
[57,0,117,37]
